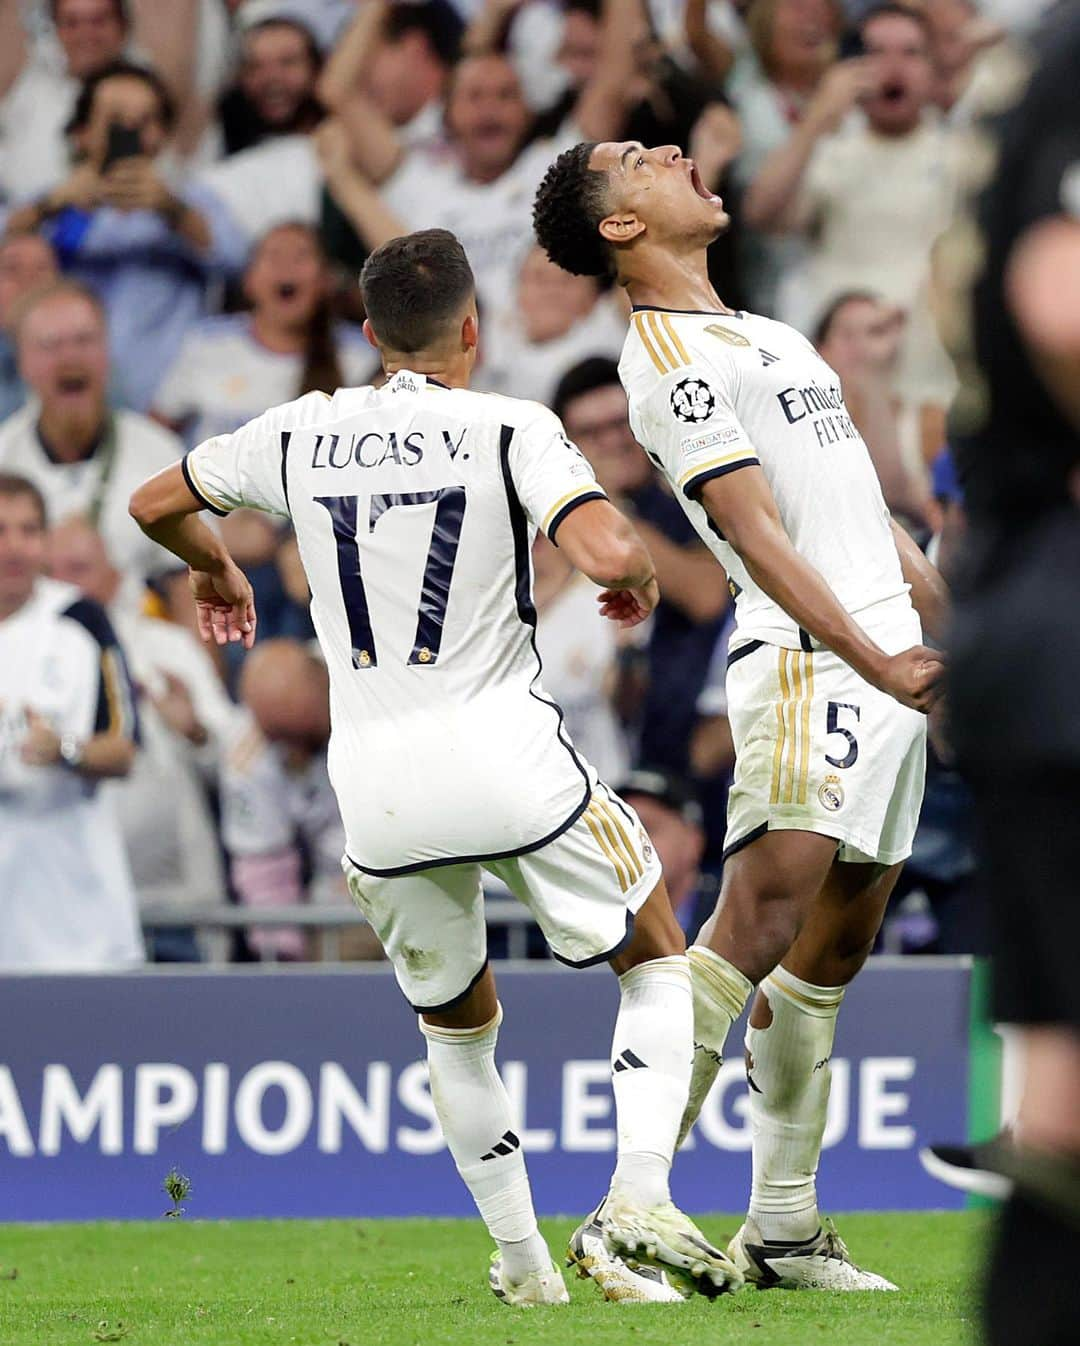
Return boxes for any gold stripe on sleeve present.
[647,311,679,370]
[661,314,690,366]
[540,483,602,535]
[187,457,232,513]
[634,313,668,374]
[677,450,758,489]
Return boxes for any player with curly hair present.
[534,140,948,1294]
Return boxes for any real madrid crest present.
[818,774,844,812]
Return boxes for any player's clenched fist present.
[875,645,945,713]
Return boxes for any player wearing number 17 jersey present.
[130,229,743,1307]
[534,143,949,1292]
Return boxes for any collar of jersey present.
[631,304,746,318]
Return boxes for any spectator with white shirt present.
[475,244,625,404]
[6,59,248,409]
[218,16,325,157]
[49,513,241,957]
[154,220,373,446]
[742,2,959,406]
[0,471,143,970]
[0,233,59,421]
[323,0,637,330]
[0,280,187,615]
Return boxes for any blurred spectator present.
[317,0,461,156]
[616,767,712,937]
[6,60,248,409]
[553,357,728,773]
[0,0,200,202]
[222,638,364,961]
[0,280,187,615]
[325,0,637,328]
[0,471,143,970]
[532,531,629,783]
[0,233,59,420]
[814,289,932,525]
[725,0,844,317]
[475,245,625,404]
[49,514,240,957]
[744,3,958,406]
[154,220,373,446]
[219,17,324,157]
[237,0,354,51]
[925,0,1008,125]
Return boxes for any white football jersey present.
[185,371,608,874]
[619,307,915,652]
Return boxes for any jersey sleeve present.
[183,392,328,518]
[507,408,608,543]
[640,362,759,500]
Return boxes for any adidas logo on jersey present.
[759,349,780,367]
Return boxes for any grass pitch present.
[0,1212,984,1346]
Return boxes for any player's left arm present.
[129,463,256,650]
[890,516,949,646]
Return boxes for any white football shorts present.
[723,627,927,866]
[342,783,662,1011]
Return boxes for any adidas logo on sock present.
[480,1130,521,1161]
[613,1049,648,1073]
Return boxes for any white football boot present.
[567,1201,691,1303]
[728,1217,898,1291]
[488,1252,570,1307]
[602,1193,744,1298]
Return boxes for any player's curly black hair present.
[532,142,614,279]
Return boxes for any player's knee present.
[726,879,801,977]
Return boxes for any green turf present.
[0,1212,985,1346]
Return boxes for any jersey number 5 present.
[315,487,467,669]
[825,701,860,769]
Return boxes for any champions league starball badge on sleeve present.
[670,377,716,423]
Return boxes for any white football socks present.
[420,1006,550,1282]
[745,964,845,1243]
[608,954,693,1209]
[677,945,753,1148]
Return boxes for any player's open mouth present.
[276,282,299,300]
[882,82,907,103]
[57,374,90,394]
[689,162,722,206]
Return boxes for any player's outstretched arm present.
[555,497,659,629]
[699,467,943,712]
[890,517,949,646]
[130,463,256,650]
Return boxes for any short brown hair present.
[360,229,475,354]
[0,472,48,527]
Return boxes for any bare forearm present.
[462,0,516,55]
[575,0,639,142]
[325,170,405,250]
[738,519,886,682]
[633,521,727,622]
[318,0,388,109]
[742,121,818,232]
[336,92,403,185]
[139,511,234,577]
[891,518,949,644]
[77,733,136,779]
[165,198,212,252]
[685,0,735,81]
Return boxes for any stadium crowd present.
[0,0,1005,968]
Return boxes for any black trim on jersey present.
[598,780,637,829]
[798,627,813,653]
[682,457,758,501]
[425,376,451,391]
[727,639,764,669]
[548,490,606,545]
[280,431,292,513]
[60,597,140,743]
[721,822,769,861]
[551,910,635,969]
[345,427,593,877]
[181,451,229,517]
[632,304,748,319]
[408,959,490,1015]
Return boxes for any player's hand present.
[805,57,881,136]
[875,644,945,714]
[190,564,257,649]
[597,577,660,629]
[19,709,62,767]
[99,157,172,213]
[689,103,743,188]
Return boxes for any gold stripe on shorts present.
[798,654,814,804]
[584,805,630,892]
[595,799,643,883]
[770,649,790,804]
